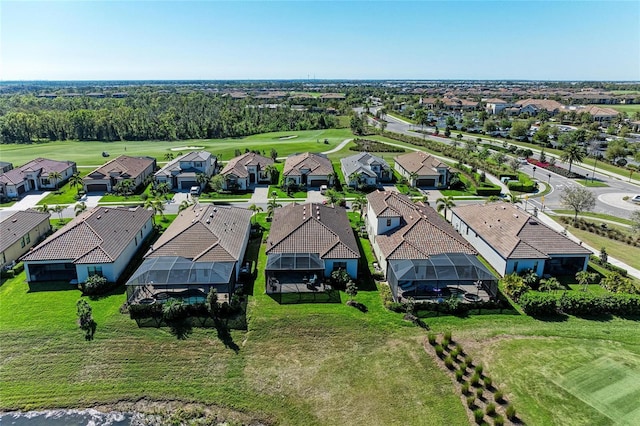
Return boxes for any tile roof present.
[266,203,360,260]
[340,152,389,179]
[452,204,591,259]
[0,158,75,185]
[0,209,51,252]
[220,152,274,179]
[394,151,448,176]
[368,191,476,259]
[155,151,213,177]
[484,98,508,104]
[148,204,252,262]
[84,155,155,180]
[283,152,334,177]
[517,98,565,112]
[21,206,153,264]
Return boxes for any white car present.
[320,184,328,194]
[190,186,201,196]
[631,195,640,204]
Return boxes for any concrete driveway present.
[0,191,51,220]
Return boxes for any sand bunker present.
[170,146,205,151]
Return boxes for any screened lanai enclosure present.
[265,253,339,304]
[387,253,498,302]
[126,256,236,306]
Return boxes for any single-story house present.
[219,152,274,191]
[126,203,253,306]
[265,203,360,296]
[394,151,450,188]
[451,203,591,277]
[366,191,497,301]
[340,152,392,188]
[1,209,51,269]
[154,151,217,191]
[22,206,153,284]
[484,98,510,115]
[0,158,77,199]
[83,155,156,193]
[282,152,335,187]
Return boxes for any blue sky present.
[1,1,639,81]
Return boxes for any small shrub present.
[475,364,484,375]
[483,376,492,389]
[81,274,110,295]
[455,343,463,355]
[476,387,484,399]
[444,330,453,342]
[459,361,468,371]
[474,408,484,424]
[486,402,496,416]
[466,395,475,408]
[465,354,473,365]
[470,372,480,387]
[427,332,437,346]
[444,355,455,370]
[442,337,451,348]
[494,389,504,403]
[455,369,464,382]
[435,344,444,358]
[506,405,516,421]
[493,414,505,426]
[450,346,460,359]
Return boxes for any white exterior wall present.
[451,213,509,276]
[324,259,358,279]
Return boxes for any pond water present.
[0,409,135,425]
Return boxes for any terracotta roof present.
[484,98,508,104]
[283,152,334,177]
[220,152,274,179]
[368,191,476,260]
[0,158,75,185]
[21,206,152,264]
[266,203,360,260]
[84,155,155,181]
[0,209,51,252]
[452,204,590,259]
[394,151,448,176]
[148,204,252,262]
[517,98,565,112]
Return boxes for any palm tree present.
[144,197,165,224]
[178,200,193,212]
[349,172,364,189]
[504,193,522,204]
[51,204,65,220]
[485,195,501,204]
[421,194,430,206]
[36,204,52,214]
[195,173,209,192]
[539,277,562,293]
[248,203,263,224]
[560,144,585,173]
[575,270,597,292]
[74,201,87,216]
[325,189,343,206]
[69,173,84,196]
[436,196,456,220]
[264,164,278,184]
[115,179,135,197]
[266,197,281,219]
[351,194,367,223]
[164,152,175,161]
[48,171,63,191]
[326,171,338,187]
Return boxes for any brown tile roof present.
[0,158,76,185]
[0,209,51,252]
[517,98,564,112]
[21,206,152,264]
[484,98,508,104]
[84,155,155,181]
[283,152,334,177]
[394,151,448,176]
[452,204,590,259]
[147,204,252,262]
[368,191,476,260]
[220,152,274,178]
[266,203,360,260]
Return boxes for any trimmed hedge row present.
[520,291,640,317]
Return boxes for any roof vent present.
[213,207,217,212]
[97,215,101,219]
[513,214,518,218]
[12,218,17,223]
[209,213,214,218]
[529,220,538,225]
[206,219,210,224]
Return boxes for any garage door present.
[416,179,436,187]
[181,181,198,190]
[309,179,329,187]
[86,184,108,192]
[17,184,26,195]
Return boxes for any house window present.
[386,219,391,227]
[87,266,103,277]
[333,261,347,271]
[513,262,519,273]
[140,229,143,238]
[41,178,50,186]
[195,162,203,168]
[25,233,30,244]
[20,237,26,248]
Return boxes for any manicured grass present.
[576,179,609,187]
[98,184,154,203]
[0,200,17,207]
[552,210,634,226]
[561,225,640,270]
[37,183,82,205]
[267,185,307,199]
[594,104,640,115]
[200,192,253,200]
[1,129,354,168]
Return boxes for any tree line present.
[0,92,339,143]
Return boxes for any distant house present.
[0,162,13,174]
[22,206,153,284]
[83,155,156,193]
[484,98,510,115]
[154,151,217,191]
[516,99,564,116]
[340,152,392,188]
[265,203,360,298]
[126,204,253,306]
[366,191,497,301]
[219,152,274,191]
[1,209,51,269]
[394,151,450,188]
[0,158,77,199]
[282,153,335,188]
[451,204,591,277]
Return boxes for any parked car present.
[631,195,640,204]
[320,184,328,194]
[190,186,200,196]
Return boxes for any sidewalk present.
[536,211,640,280]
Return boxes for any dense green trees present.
[0,92,338,143]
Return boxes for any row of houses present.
[3,190,589,307]
[484,98,620,122]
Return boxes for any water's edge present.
[0,409,138,425]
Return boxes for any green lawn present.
[576,179,609,188]
[552,210,634,226]
[1,129,354,168]
[37,183,82,205]
[595,104,640,115]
